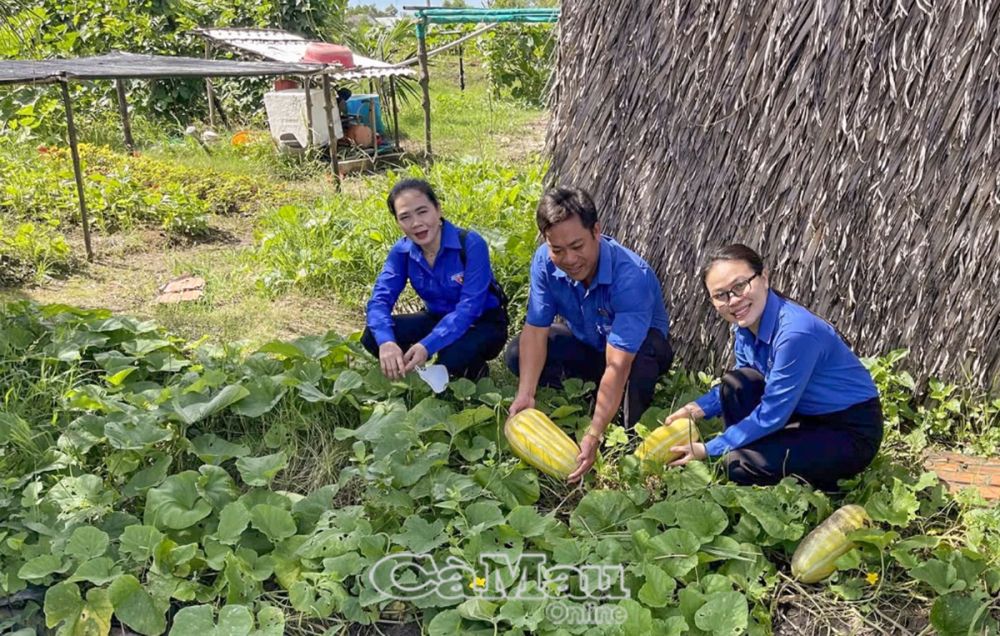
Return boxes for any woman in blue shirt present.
[665,244,883,490]
[361,179,508,380]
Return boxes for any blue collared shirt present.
[366,220,501,356]
[524,236,669,353]
[696,289,879,457]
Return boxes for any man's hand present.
[378,342,406,380]
[668,442,707,467]
[402,343,429,373]
[508,392,535,418]
[567,433,601,483]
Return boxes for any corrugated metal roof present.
[194,28,415,80]
[0,51,322,85]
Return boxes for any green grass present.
[396,58,548,160]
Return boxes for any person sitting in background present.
[505,186,673,482]
[362,179,508,380]
[663,243,883,490]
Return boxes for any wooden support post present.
[369,98,379,165]
[115,79,135,153]
[389,76,401,151]
[321,74,341,190]
[60,80,94,262]
[204,41,216,127]
[417,17,432,157]
[303,75,314,148]
[459,42,465,91]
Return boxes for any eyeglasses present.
[710,273,759,304]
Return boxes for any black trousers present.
[361,308,508,380]
[719,368,883,490]
[504,324,673,426]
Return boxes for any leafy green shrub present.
[0,141,288,248]
[0,0,348,139]
[0,218,73,285]
[1,301,999,635]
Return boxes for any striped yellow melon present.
[634,418,699,463]
[792,504,870,583]
[504,408,580,479]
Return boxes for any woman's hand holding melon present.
[663,403,707,467]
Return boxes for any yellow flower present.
[866,571,879,585]
[468,576,486,590]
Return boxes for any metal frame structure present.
[0,51,347,260]
[403,6,560,156]
[193,28,414,163]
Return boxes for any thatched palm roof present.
[548,0,1000,387]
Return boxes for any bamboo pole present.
[321,73,341,190]
[60,80,94,262]
[390,76,401,151]
[115,78,135,153]
[459,42,465,91]
[417,16,432,156]
[369,97,379,165]
[303,76,314,148]
[204,41,216,128]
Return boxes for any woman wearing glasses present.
[362,179,508,381]
[663,244,882,490]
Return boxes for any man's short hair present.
[536,187,599,236]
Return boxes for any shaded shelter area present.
[193,28,415,162]
[0,51,347,262]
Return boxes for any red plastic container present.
[301,43,354,68]
[273,78,299,91]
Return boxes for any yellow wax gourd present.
[634,417,700,463]
[791,504,870,583]
[504,408,581,479]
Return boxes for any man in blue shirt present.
[505,187,673,482]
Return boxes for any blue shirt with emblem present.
[525,236,669,353]
[366,220,501,356]
[696,289,879,457]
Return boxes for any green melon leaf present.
[144,471,213,529]
[171,384,250,425]
[694,590,748,635]
[18,554,66,582]
[190,434,251,464]
[674,498,728,541]
[119,525,164,562]
[250,504,297,543]
[394,516,447,553]
[169,605,215,635]
[109,574,167,636]
[104,415,173,450]
[65,525,111,560]
[68,557,120,585]
[236,452,288,487]
[216,502,251,545]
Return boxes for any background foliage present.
[0,0,348,139]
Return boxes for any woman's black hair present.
[387,179,439,216]
[536,187,599,235]
[699,244,765,290]
[702,243,852,345]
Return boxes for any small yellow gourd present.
[634,417,700,463]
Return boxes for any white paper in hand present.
[416,364,450,393]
